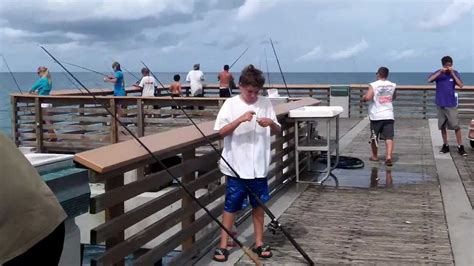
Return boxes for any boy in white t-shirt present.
[138,67,157,97]
[363,67,397,166]
[212,65,281,262]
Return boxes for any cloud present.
[418,0,473,30]
[295,46,322,62]
[328,40,368,60]
[236,0,279,21]
[387,49,420,61]
[0,0,244,47]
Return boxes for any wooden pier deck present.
[230,118,473,265]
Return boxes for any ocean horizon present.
[2,71,473,135]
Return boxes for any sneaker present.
[458,145,468,156]
[439,144,450,154]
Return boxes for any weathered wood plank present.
[91,168,223,245]
[90,152,218,213]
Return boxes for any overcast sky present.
[0,0,473,73]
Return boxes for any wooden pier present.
[8,83,474,265]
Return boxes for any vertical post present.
[326,87,330,105]
[181,148,196,250]
[423,89,427,119]
[35,97,44,152]
[137,99,144,137]
[105,174,125,266]
[11,96,18,145]
[348,86,352,118]
[275,130,283,181]
[137,99,145,181]
[359,89,364,118]
[110,98,118,144]
[295,120,300,182]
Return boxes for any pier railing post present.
[11,96,18,146]
[105,174,125,266]
[182,148,196,250]
[137,99,145,180]
[110,98,118,144]
[35,97,44,152]
[423,89,427,119]
[275,130,284,180]
[137,99,144,137]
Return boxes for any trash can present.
[330,85,349,118]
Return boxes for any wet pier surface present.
[235,118,472,265]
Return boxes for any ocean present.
[1,71,473,135]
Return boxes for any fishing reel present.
[266,220,280,235]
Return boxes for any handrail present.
[74,97,319,174]
[71,97,319,265]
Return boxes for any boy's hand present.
[238,111,256,123]
[256,117,274,127]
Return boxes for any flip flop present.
[385,159,393,167]
[369,158,379,162]
[213,248,229,262]
[252,244,273,258]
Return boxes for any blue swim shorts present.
[223,176,270,213]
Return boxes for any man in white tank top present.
[363,67,397,166]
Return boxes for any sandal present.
[385,159,393,167]
[252,244,273,258]
[213,248,229,262]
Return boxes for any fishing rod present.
[1,55,23,94]
[108,57,141,83]
[63,61,109,77]
[264,48,271,96]
[40,46,262,266]
[139,61,166,89]
[62,71,84,94]
[229,46,249,69]
[269,38,291,98]
[142,62,314,265]
[120,63,140,81]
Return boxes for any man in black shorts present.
[363,67,397,166]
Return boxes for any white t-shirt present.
[185,70,204,96]
[139,76,157,97]
[368,79,396,120]
[214,96,281,179]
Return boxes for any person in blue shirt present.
[104,61,126,96]
[29,66,56,140]
[29,66,52,95]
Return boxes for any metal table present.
[289,106,342,185]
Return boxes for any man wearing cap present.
[186,63,205,97]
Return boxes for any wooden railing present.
[11,84,473,152]
[73,98,319,265]
[11,95,226,153]
[349,85,474,119]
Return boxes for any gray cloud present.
[0,0,245,47]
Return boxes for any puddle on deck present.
[300,164,435,188]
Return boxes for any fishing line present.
[229,46,250,69]
[1,55,23,94]
[63,61,108,77]
[264,48,271,96]
[269,38,291,98]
